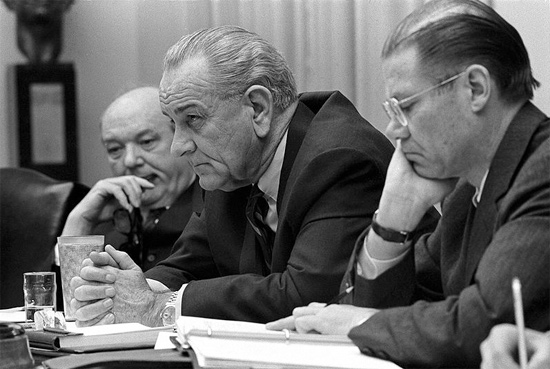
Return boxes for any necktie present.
[246,185,275,271]
[113,208,145,268]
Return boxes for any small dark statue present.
[3,0,74,64]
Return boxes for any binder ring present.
[282,328,290,341]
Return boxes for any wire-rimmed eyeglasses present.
[383,71,466,127]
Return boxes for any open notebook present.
[176,316,402,369]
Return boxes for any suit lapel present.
[277,101,315,211]
[241,101,315,274]
[463,102,544,283]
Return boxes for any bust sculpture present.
[3,0,74,64]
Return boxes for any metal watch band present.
[167,291,178,304]
[161,291,178,327]
[371,209,413,244]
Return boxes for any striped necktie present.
[246,185,275,272]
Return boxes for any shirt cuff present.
[146,278,169,292]
[176,284,188,318]
[54,242,60,266]
[357,231,410,280]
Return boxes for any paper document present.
[188,335,401,369]
[177,316,402,369]
[177,316,273,343]
[0,306,26,322]
[66,322,151,335]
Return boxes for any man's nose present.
[123,144,145,168]
[171,128,196,157]
[384,117,411,142]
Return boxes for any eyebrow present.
[168,102,210,121]
[161,101,195,117]
[173,105,190,115]
[102,129,158,143]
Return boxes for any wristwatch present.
[160,291,178,327]
[371,209,414,244]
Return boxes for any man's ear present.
[243,85,273,138]
[465,64,491,113]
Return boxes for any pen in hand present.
[512,277,528,369]
[327,286,354,305]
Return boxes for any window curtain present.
[140,0,425,133]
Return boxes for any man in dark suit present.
[70,26,434,326]
[59,87,202,271]
[268,1,549,367]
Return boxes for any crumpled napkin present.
[34,308,66,330]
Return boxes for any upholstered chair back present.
[0,168,89,309]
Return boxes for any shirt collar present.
[472,170,489,207]
[257,130,288,203]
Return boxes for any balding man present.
[59,86,202,270]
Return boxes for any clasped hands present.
[71,245,378,334]
[70,245,158,327]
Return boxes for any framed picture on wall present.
[15,63,78,181]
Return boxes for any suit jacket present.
[343,102,550,368]
[94,179,203,271]
[145,91,398,322]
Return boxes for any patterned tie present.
[246,185,275,271]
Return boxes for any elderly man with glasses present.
[268,1,549,368]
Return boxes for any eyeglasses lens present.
[383,99,407,127]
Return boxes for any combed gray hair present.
[382,0,539,102]
[163,25,298,111]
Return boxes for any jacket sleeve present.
[144,210,219,290]
[347,152,550,368]
[177,148,391,323]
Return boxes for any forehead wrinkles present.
[161,85,222,122]
[160,61,212,102]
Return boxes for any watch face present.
[161,305,176,326]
